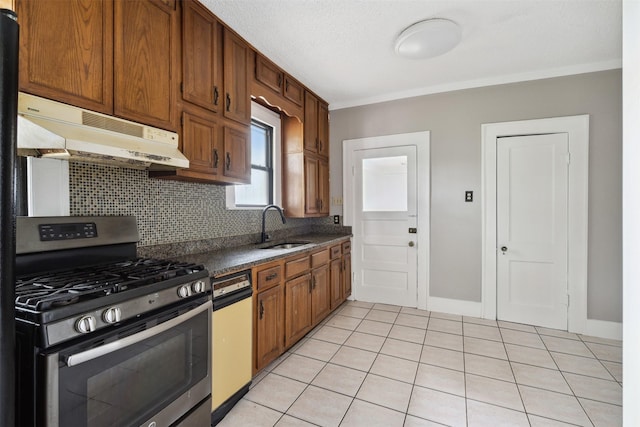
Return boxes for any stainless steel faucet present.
[261,204,286,243]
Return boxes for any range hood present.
[17,92,189,170]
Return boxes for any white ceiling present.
[200,0,622,110]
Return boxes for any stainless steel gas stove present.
[14,216,212,427]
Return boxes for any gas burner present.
[15,258,206,312]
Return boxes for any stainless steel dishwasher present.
[211,270,253,426]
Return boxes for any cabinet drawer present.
[256,265,282,291]
[330,245,342,260]
[285,256,310,279]
[342,241,351,254]
[311,249,329,268]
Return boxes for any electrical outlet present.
[333,215,340,224]
[465,191,473,202]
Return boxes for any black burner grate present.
[15,258,205,311]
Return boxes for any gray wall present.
[330,70,622,323]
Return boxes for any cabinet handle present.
[225,152,231,170]
[226,93,231,111]
[312,276,316,289]
[213,86,219,105]
[315,137,319,150]
[319,140,323,153]
[285,81,289,91]
[259,300,264,319]
[266,273,278,281]
[277,74,282,87]
[213,149,219,168]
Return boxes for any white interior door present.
[497,133,569,329]
[353,146,418,307]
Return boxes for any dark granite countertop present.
[173,233,351,277]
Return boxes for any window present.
[226,102,281,209]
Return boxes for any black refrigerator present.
[0,8,18,427]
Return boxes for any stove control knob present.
[191,280,206,293]
[177,285,192,298]
[103,307,122,324]
[75,315,97,334]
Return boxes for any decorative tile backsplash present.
[69,163,334,248]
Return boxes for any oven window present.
[86,334,187,426]
[56,307,209,427]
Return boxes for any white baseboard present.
[428,297,483,318]
[584,319,623,341]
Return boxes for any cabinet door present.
[223,29,251,124]
[255,53,283,94]
[285,274,312,347]
[311,264,331,325]
[304,156,320,215]
[255,285,283,373]
[181,110,220,175]
[222,122,251,183]
[283,76,304,107]
[318,101,329,157]
[318,158,330,214]
[330,258,342,310]
[182,0,222,112]
[17,0,113,114]
[343,252,352,299]
[303,91,319,153]
[114,0,179,130]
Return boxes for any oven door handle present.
[65,301,211,367]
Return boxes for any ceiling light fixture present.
[395,18,461,59]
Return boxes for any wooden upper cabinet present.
[303,91,329,158]
[17,0,113,114]
[181,109,221,176]
[283,76,304,107]
[255,53,304,107]
[318,158,330,214]
[222,123,251,183]
[114,0,179,131]
[181,0,222,112]
[223,29,251,125]
[255,54,284,94]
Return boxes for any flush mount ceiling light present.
[395,18,461,59]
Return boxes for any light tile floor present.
[218,300,623,427]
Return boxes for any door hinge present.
[566,153,571,165]
[566,293,570,307]
[352,165,355,176]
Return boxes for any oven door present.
[42,299,211,427]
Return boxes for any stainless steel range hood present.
[17,92,189,170]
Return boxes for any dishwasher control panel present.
[212,272,251,299]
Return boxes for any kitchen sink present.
[259,241,310,250]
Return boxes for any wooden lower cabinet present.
[252,239,351,374]
[254,284,283,373]
[285,273,312,347]
[342,243,352,299]
[311,264,330,324]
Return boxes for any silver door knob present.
[408,241,415,247]
[501,246,508,252]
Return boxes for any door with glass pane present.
[353,146,418,306]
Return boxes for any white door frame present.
[343,131,430,310]
[481,116,589,333]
